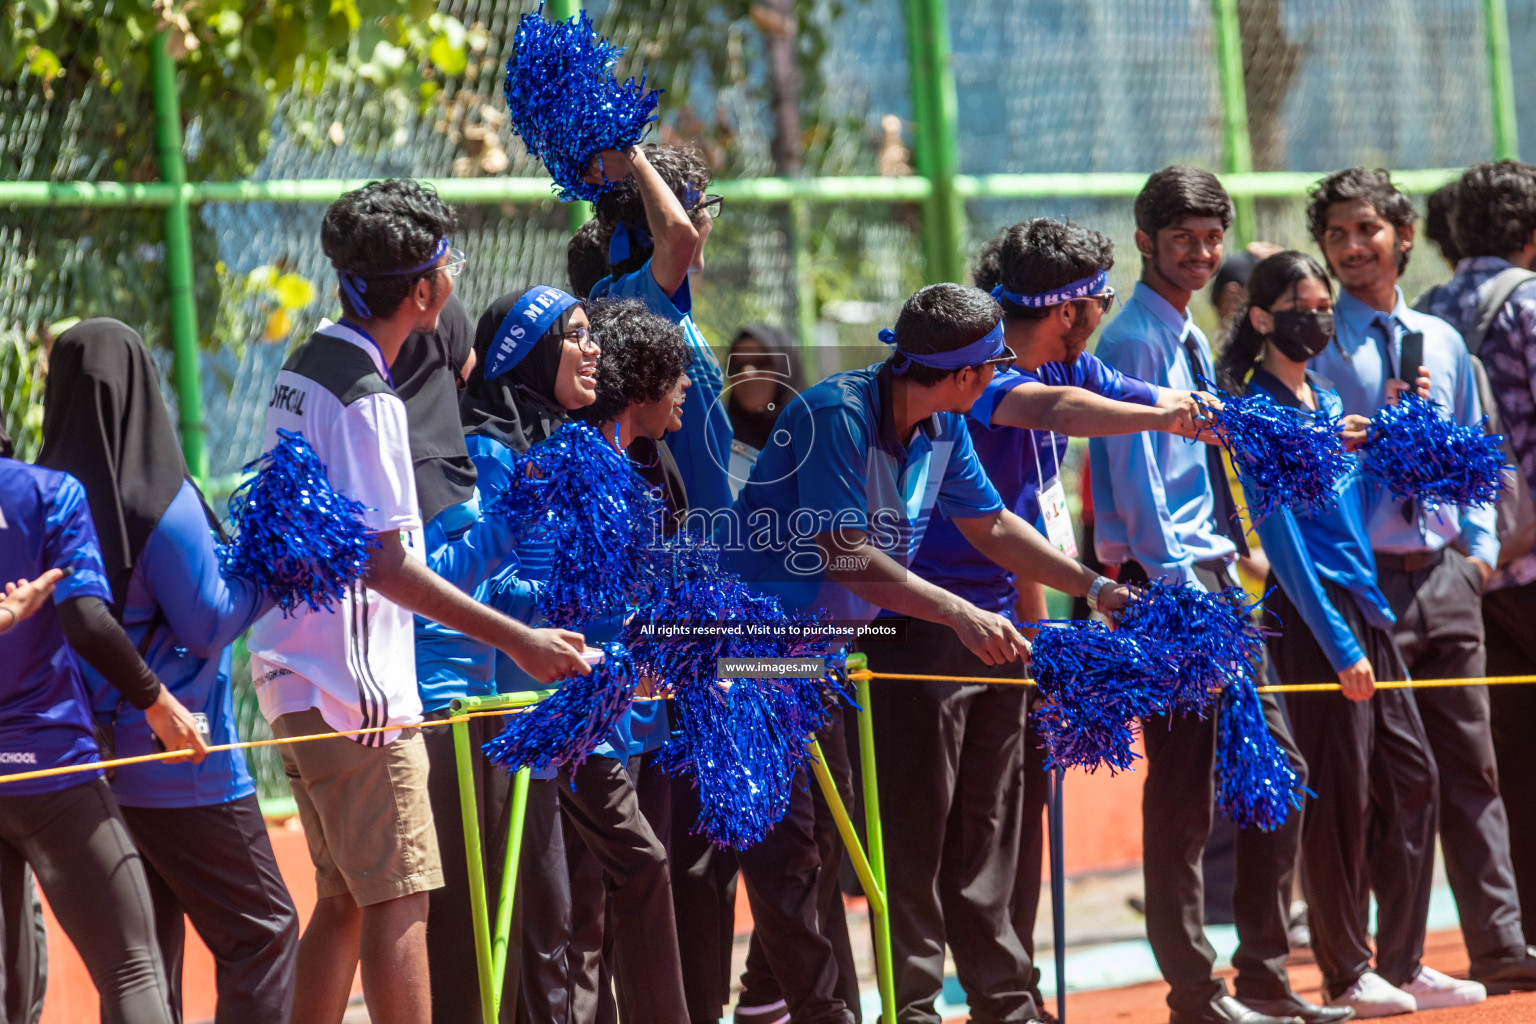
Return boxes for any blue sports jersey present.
[1246,372,1395,671]
[721,362,1004,623]
[0,459,113,795]
[591,260,734,514]
[911,356,1159,612]
[81,480,265,808]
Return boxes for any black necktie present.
[1375,313,1419,524]
[1183,331,1250,557]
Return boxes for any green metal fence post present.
[791,198,818,349]
[1485,0,1520,160]
[845,653,897,1022]
[903,0,965,283]
[545,0,593,232]
[1210,0,1256,245]
[452,715,498,1024]
[151,30,209,485]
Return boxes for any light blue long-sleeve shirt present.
[1090,282,1237,590]
[1246,372,1395,672]
[1310,287,1500,566]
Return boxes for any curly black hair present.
[1134,166,1234,239]
[981,218,1115,321]
[891,283,1002,386]
[575,298,689,425]
[1452,161,1536,260]
[567,218,611,299]
[1306,167,1417,275]
[321,178,459,320]
[1424,181,1464,266]
[593,144,712,278]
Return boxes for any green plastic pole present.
[901,0,943,282]
[846,653,897,1022]
[809,740,885,918]
[919,0,965,283]
[1485,0,1520,160]
[490,766,530,1010]
[1210,0,1256,245]
[452,716,497,1024]
[150,30,209,485]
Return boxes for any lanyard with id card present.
[1030,430,1078,558]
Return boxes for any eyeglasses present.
[440,247,467,278]
[563,326,600,351]
[981,344,1019,368]
[1083,288,1115,314]
[692,194,724,221]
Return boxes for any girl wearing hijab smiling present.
[38,318,298,1023]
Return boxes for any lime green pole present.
[547,0,595,232]
[809,740,886,922]
[1485,0,1520,160]
[844,653,897,1021]
[917,0,966,283]
[1210,0,1256,245]
[490,766,531,1010]
[150,30,209,485]
[450,690,554,1024]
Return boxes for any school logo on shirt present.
[0,752,37,765]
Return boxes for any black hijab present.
[726,323,804,452]
[392,293,478,524]
[460,290,583,454]
[38,318,188,613]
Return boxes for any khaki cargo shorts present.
[273,708,444,906]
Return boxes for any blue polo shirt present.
[721,361,1004,623]
[81,481,267,808]
[1090,282,1236,589]
[1309,287,1499,566]
[0,459,113,796]
[912,356,1159,612]
[591,260,734,515]
[1246,371,1395,671]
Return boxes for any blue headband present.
[607,222,653,265]
[878,320,1008,376]
[486,285,582,381]
[337,237,450,320]
[990,269,1108,309]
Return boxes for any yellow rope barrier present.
[846,670,1536,694]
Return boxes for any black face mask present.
[1268,310,1335,362]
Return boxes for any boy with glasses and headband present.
[872,217,1211,1024]
[250,179,590,1024]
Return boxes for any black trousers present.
[0,847,45,1024]
[518,778,577,1024]
[1011,689,1051,1012]
[1379,551,1526,960]
[672,714,862,1024]
[556,755,688,1023]
[422,711,521,1024]
[0,778,173,1024]
[119,795,299,1024]
[1484,580,1536,948]
[1127,561,1304,1015]
[863,618,1037,1024]
[1266,577,1437,994]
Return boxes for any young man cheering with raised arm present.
[1090,167,1324,1024]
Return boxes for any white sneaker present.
[1326,971,1416,1018]
[1401,964,1488,1010]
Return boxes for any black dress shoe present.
[1242,995,1355,1023]
[1168,994,1304,1024]
[1470,945,1536,991]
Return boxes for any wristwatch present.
[1086,575,1116,613]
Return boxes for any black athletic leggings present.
[0,778,172,1024]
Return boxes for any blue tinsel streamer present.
[481,641,637,774]
[482,422,665,629]
[1119,578,1269,716]
[1361,392,1507,511]
[1213,673,1305,832]
[1027,622,1172,773]
[1195,374,1350,523]
[218,428,376,616]
[503,4,662,202]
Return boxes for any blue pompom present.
[1119,578,1269,716]
[1214,673,1305,831]
[219,429,377,616]
[1028,621,1172,773]
[482,642,637,774]
[1195,375,1350,523]
[482,422,665,629]
[503,4,662,202]
[1362,392,1508,511]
